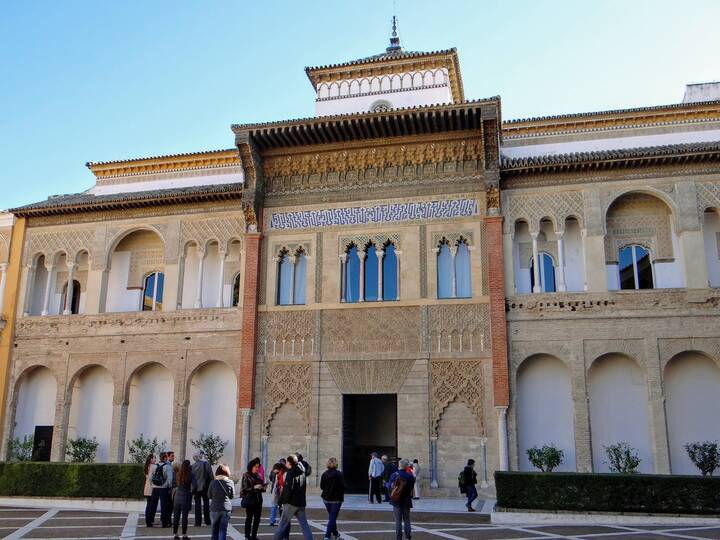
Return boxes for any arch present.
[328,82,340,97]
[125,363,173,453]
[412,71,423,88]
[401,73,412,89]
[588,353,653,473]
[436,402,482,488]
[529,252,556,293]
[363,241,379,301]
[339,80,350,96]
[185,360,237,466]
[349,79,360,95]
[60,279,81,315]
[434,68,447,85]
[104,227,166,270]
[603,188,677,225]
[344,243,360,303]
[359,78,370,94]
[318,83,329,99]
[14,366,58,458]
[664,351,720,474]
[702,209,720,287]
[380,76,391,92]
[516,354,576,471]
[423,70,434,86]
[455,241,472,298]
[67,365,114,462]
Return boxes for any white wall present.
[655,231,685,288]
[15,367,57,440]
[67,366,114,462]
[30,260,47,315]
[106,252,142,312]
[186,362,237,465]
[564,219,585,292]
[513,222,532,294]
[665,353,720,475]
[181,246,200,309]
[315,85,452,116]
[703,211,720,287]
[126,364,174,453]
[588,354,654,473]
[517,355,576,471]
[201,244,221,308]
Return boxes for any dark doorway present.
[32,425,53,461]
[342,394,397,493]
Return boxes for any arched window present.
[142,272,164,311]
[383,242,398,301]
[61,279,81,315]
[618,245,653,290]
[437,238,472,299]
[276,248,307,306]
[232,272,241,307]
[344,244,360,303]
[341,241,399,302]
[364,243,379,301]
[530,252,556,293]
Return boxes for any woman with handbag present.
[240,459,266,540]
[209,465,235,540]
[172,460,197,540]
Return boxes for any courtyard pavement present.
[1,498,720,539]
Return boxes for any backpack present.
[151,462,166,487]
[390,473,406,503]
[302,460,312,477]
[457,470,467,494]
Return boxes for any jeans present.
[193,489,211,526]
[173,504,190,535]
[244,503,262,539]
[369,476,383,503]
[269,503,279,525]
[393,504,412,540]
[210,510,231,540]
[146,487,171,527]
[160,488,172,526]
[466,484,478,508]
[323,501,342,537]
[274,504,313,540]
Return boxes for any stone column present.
[194,249,205,309]
[357,250,366,302]
[63,262,75,314]
[582,231,608,292]
[84,266,107,314]
[480,438,489,487]
[376,246,384,301]
[171,403,188,458]
[0,263,8,313]
[339,254,347,302]
[261,435,269,472]
[645,337,671,474]
[556,232,567,292]
[109,401,128,463]
[239,408,253,469]
[679,230,709,289]
[496,406,509,471]
[530,232,541,293]
[40,262,54,316]
[51,398,71,462]
[216,250,227,308]
[430,436,438,488]
[571,340,593,472]
[22,264,35,316]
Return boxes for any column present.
[239,408,253,469]
[496,406,509,471]
[194,249,205,309]
[22,264,35,317]
[530,232,541,293]
[109,402,128,463]
[357,250,366,302]
[0,263,8,314]
[50,398,71,462]
[261,435,269,473]
[395,250,402,300]
[556,232,567,292]
[171,403,188,459]
[62,262,75,314]
[430,436,438,488]
[450,246,458,298]
[645,337,671,474]
[216,250,227,308]
[288,255,296,305]
[679,229,709,289]
[41,262,54,316]
[570,340,593,472]
[339,254,347,302]
[376,246,384,301]
[503,233,515,296]
[480,438,489,487]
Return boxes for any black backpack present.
[457,470,467,494]
[151,462,166,487]
[302,460,312,477]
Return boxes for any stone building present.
[0,25,719,493]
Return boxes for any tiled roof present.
[11,182,244,217]
[501,141,720,171]
[305,48,457,73]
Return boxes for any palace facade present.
[1,28,719,494]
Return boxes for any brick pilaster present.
[239,233,262,409]
[485,216,509,407]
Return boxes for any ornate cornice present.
[87,149,240,179]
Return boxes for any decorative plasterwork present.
[25,228,96,265]
[431,230,474,247]
[696,181,720,216]
[180,216,245,251]
[428,304,490,355]
[269,198,479,230]
[262,361,312,435]
[339,233,400,251]
[257,311,316,358]
[271,242,312,258]
[325,359,416,394]
[503,190,584,234]
[430,359,484,436]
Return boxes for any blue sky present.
[1,0,719,210]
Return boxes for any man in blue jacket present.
[389,458,415,540]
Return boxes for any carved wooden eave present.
[86,149,241,179]
[231,98,501,151]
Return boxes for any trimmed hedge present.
[0,462,144,499]
[496,471,720,515]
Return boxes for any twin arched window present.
[276,248,307,305]
[530,252,556,293]
[619,244,653,290]
[142,271,164,311]
[341,241,398,302]
[437,239,472,299]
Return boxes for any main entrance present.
[342,394,397,493]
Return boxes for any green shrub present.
[127,435,166,464]
[604,442,641,473]
[7,435,34,461]
[66,437,99,463]
[0,462,144,498]
[526,444,564,472]
[685,441,720,476]
[190,433,228,466]
[495,471,720,515]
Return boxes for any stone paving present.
[2,505,720,540]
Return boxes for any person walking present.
[268,462,285,527]
[192,452,213,527]
[320,457,344,540]
[462,459,478,512]
[411,459,421,500]
[274,455,313,540]
[241,459,266,540]
[367,452,384,504]
[389,459,415,540]
[173,460,197,540]
[143,453,157,527]
[209,465,235,540]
